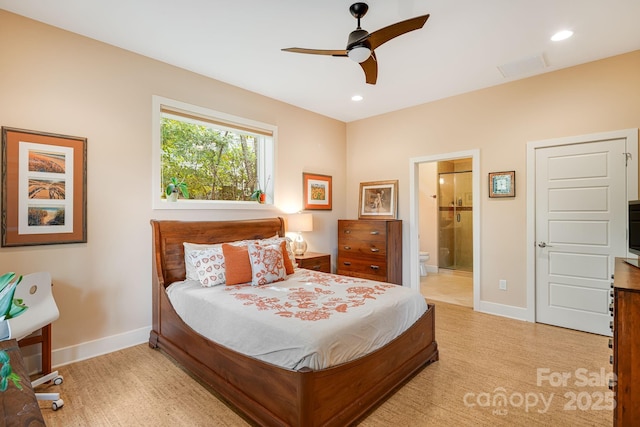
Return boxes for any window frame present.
[151,96,277,210]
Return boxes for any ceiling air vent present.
[497,54,547,78]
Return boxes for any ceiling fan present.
[281,2,430,85]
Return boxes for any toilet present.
[419,251,430,277]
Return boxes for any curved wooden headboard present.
[150,217,285,288]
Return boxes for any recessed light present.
[551,30,573,41]
[351,95,363,102]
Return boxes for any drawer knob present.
[343,246,351,250]
[370,265,380,270]
[343,261,352,266]
[345,230,351,234]
[370,231,379,235]
[370,248,380,253]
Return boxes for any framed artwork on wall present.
[1,127,87,247]
[358,180,398,219]
[488,171,515,198]
[303,172,332,210]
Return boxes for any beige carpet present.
[40,302,611,426]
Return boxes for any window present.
[152,96,276,209]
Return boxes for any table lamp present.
[288,213,313,256]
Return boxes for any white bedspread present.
[166,269,427,371]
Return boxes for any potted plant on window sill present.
[250,176,270,204]
[250,189,266,204]
[165,177,189,202]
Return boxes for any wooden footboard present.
[150,218,438,426]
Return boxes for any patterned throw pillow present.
[247,243,287,286]
[184,242,223,281]
[258,236,297,269]
[189,248,226,287]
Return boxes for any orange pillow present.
[222,243,252,285]
[280,241,295,275]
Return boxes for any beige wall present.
[347,50,640,308]
[0,11,346,358]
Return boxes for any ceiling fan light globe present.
[348,46,371,63]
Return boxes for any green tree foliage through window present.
[161,116,259,201]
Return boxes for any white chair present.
[4,272,64,411]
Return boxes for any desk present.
[0,340,45,426]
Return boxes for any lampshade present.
[348,45,371,63]
[288,213,313,233]
[288,213,313,256]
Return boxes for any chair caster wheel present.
[52,399,64,411]
[53,375,63,385]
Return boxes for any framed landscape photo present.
[488,171,515,198]
[358,180,398,219]
[303,172,332,210]
[1,127,87,246]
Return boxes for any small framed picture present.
[2,127,87,246]
[358,180,398,219]
[303,173,332,210]
[489,171,515,198]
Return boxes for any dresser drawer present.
[338,242,387,259]
[337,257,388,280]
[339,221,387,244]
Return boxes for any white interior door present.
[535,138,627,336]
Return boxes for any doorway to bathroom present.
[409,150,480,310]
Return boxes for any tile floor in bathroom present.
[420,268,473,308]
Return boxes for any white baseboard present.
[477,300,530,322]
[23,325,151,374]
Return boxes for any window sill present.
[152,199,276,210]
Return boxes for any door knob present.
[538,242,552,248]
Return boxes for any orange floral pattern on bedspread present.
[225,271,395,321]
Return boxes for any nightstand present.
[295,252,331,273]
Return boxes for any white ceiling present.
[2,0,640,122]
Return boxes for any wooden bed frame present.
[149,217,438,426]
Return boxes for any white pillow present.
[247,243,287,286]
[189,248,226,287]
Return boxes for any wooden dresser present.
[611,257,640,426]
[337,219,402,285]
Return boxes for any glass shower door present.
[438,171,473,272]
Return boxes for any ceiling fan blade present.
[281,47,348,57]
[359,51,378,85]
[366,14,430,50]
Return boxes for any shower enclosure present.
[438,170,473,272]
